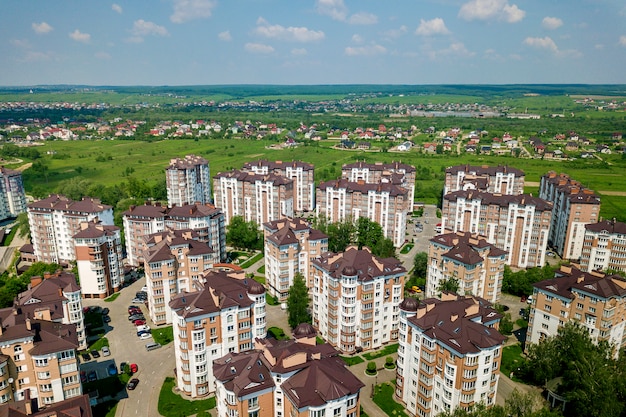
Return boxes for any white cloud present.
[128,20,169,43]
[291,48,307,55]
[316,0,348,21]
[95,51,112,60]
[348,12,377,25]
[10,39,31,48]
[523,36,558,52]
[620,36,626,47]
[351,34,363,43]
[18,51,55,63]
[542,17,563,30]
[245,43,275,54]
[170,0,217,23]
[415,18,450,36]
[112,3,122,13]
[345,43,386,56]
[459,0,525,23]
[218,31,232,41]
[595,44,604,50]
[382,26,408,39]
[32,22,53,34]
[254,18,325,42]
[69,30,91,43]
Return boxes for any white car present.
[138,333,152,340]
[136,325,150,332]
[101,346,111,357]
[141,286,148,292]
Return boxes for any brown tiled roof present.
[123,203,167,218]
[342,160,416,173]
[213,350,275,398]
[446,164,524,176]
[143,229,213,263]
[585,219,626,235]
[28,194,111,213]
[214,169,293,186]
[444,190,553,211]
[243,159,314,171]
[15,271,80,321]
[407,296,506,354]
[317,178,408,197]
[167,154,208,169]
[533,265,626,300]
[430,232,508,262]
[0,393,93,417]
[312,246,406,282]
[167,203,222,219]
[73,222,119,239]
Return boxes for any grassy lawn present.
[104,293,121,302]
[363,344,399,360]
[158,377,216,417]
[372,382,409,417]
[500,344,527,383]
[268,326,289,340]
[89,337,110,350]
[400,244,414,254]
[340,355,365,366]
[257,265,265,274]
[266,293,279,306]
[253,275,266,285]
[152,326,174,346]
[2,226,18,246]
[239,252,264,268]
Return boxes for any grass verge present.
[105,293,121,302]
[152,326,174,346]
[158,377,216,417]
[240,252,264,268]
[372,382,409,417]
[341,355,365,366]
[500,344,527,383]
[400,244,414,254]
[363,344,399,360]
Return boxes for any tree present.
[437,277,459,294]
[226,216,263,250]
[413,252,428,279]
[16,212,30,237]
[287,273,310,329]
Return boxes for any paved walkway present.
[349,355,398,417]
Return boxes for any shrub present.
[366,361,377,375]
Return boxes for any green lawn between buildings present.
[158,377,216,417]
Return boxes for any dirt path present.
[15,162,32,172]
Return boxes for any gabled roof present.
[585,219,626,235]
[312,246,406,282]
[444,190,553,211]
[533,265,626,301]
[28,194,111,213]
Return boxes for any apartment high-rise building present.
[123,202,227,267]
[396,294,506,417]
[580,219,626,274]
[342,161,416,211]
[539,171,601,260]
[311,246,406,354]
[14,271,86,350]
[426,232,508,304]
[527,265,626,355]
[444,165,525,196]
[73,219,124,299]
[213,170,294,226]
[316,179,408,247]
[243,160,315,212]
[144,229,220,325]
[169,270,267,397]
[213,324,364,417]
[263,218,328,301]
[442,190,553,268]
[0,393,93,416]
[28,195,114,265]
[0,167,27,221]
[166,154,212,208]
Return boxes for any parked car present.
[136,325,150,332]
[102,346,110,357]
[141,286,148,292]
[80,371,87,383]
[120,361,127,373]
[138,332,152,340]
[128,309,141,316]
[130,363,138,373]
[103,315,111,323]
[128,306,141,313]
[101,307,110,315]
[133,319,146,326]
[90,349,100,359]
[128,305,140,310]
[137,329,151,337]
[131,298,145,304]
[81,353,91,362]
[127,378,139,390]
[128,314,145,321]
[107,363,118,376]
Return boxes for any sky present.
[1,0,625,86]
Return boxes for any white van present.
[145,342,161,351]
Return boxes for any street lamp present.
[7,378,14,401]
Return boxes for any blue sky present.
[1,0,625,86]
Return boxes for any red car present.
[130,363,138,373]
[133,319,146,326]
[128,308,141,315]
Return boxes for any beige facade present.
[263,218,328,302]
[311,246,406,354]
[442,191,552,268]
[444,165,525,196]
[213,324,363,417]
[243,160,315,212]
[169,270,267,398]
[539,171,601,260]
[213,170,294,226]
[28,195,114,265]
[397,295,505,417]
[73,220,124,299]
[426,232,508,304]
[580,220,626,274]
[342,161,416,210]
[144,229,220,325]
[316,179,408,247]
[166,154,212,208]
[527,265,626,356]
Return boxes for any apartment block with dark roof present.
[443,164,525,196]
[316,179,408,247]
[166,154,212,208]
[0,167,27,222]
[213,323,364,417]
[397,294,505,417]
[263,218,328,302]
[144,229,221,325]
[442,190,552,268]
[169,270,267,398]
[580,219,626,274]
[311,246,406,354]
[0,392,93,417]
[527,264,626,356]
[73,219,124,299]
[426,232,508,304]
[27,195,114,265]
[539,171,601,260]
[243,160,315,212]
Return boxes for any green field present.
[11,136,626,221]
